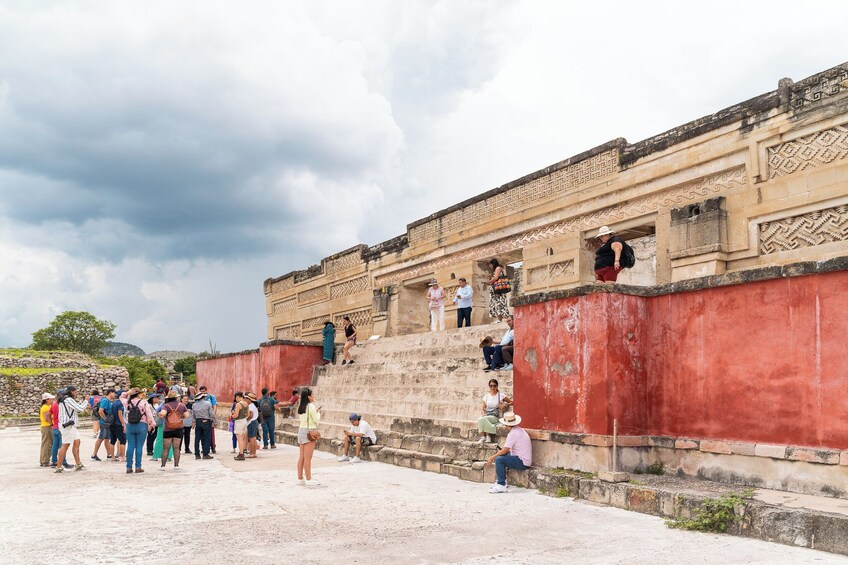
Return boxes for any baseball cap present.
[349,413,361,421]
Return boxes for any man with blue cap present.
[338,413,376,463]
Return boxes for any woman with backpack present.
[157,391,187,470]
[125,388,155,474]
[296,387,321,486]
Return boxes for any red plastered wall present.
[514,270,848,449]
[196,343,322,404]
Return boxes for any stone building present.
[264,61,848,341]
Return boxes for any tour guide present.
[485,411,532,493]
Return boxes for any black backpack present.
[98,399,115,425]
[260,398,273,418]
[620,240,636,269]
[126,400,142,424]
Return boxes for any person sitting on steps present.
[338,413,377,463]
[485,411,532,494]
[481,315,514,371]
[476,379,512,444]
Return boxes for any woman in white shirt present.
[477,379,511,443]
[297,387,321,486]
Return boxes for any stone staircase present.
[277,323,515,482]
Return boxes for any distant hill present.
[145,350,197,361]
[102,341,146,356]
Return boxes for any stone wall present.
[0,352,129,416]
[264,60,848,339]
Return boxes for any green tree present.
[173,356,197,386]
[31,311,117,355]
[113,356,166,390]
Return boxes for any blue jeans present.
[195,419,212,456]
[126,423,148,470]
[495,454,527,486]
[457,307,472,328]
[261,416,276,446]
[50,428,65,465]
[483,345,504,369]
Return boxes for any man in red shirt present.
[49,392,71,469]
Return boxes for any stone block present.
[785,446,840,465]
[674,439,699,450]
[583,435,613,447]
[471,461,485,471]
[754,444,788,460]
[608,483,629,509]
[525,429,550,441]
[598,469,628,483]
[626,486,660,515]
[550,432,585,445]
[727,441,756,456]
[615,435,647,447]
[841,451,848,466]
[647,436,676,449]
[579,480,610,505]
[699,440,732,455]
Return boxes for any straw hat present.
[597,226,613,237]
[246,392,257,402]
[427,280,439,286]
[165,390,179,400]
[479,336,494,348]
[499,411,522,427]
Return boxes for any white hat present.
[42,392,55,400]
[597,226,613,237]
[499,411,522,427]
[427,280,439,286]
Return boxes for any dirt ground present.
[0,427,844,564]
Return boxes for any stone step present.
[317,357,486,376]
[306,399,494,422]
[349,345,493,364]
[313,369,512,386]
[348,324,508,352]
[311,384,514,401]
[280,409,481,440]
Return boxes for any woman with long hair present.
[487,258,510,322]
[476,379,512,443]
[342,316,357,365]
[157,391,187,470]
[297,387,321,486]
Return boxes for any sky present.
[0,1,845,354]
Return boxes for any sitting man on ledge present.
[338,413,377,463]
[482,315,514,371]
[485,411,531,494]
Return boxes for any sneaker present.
[74,464,85,472]
[231,449,237,454]
[54,466,64,474]
[270,445,277,449]
[489,484,508,494]
[195,455,201,460]
[113,457,121,462]
[350,456,361,463]
[202,455,214,460]
[483,367,493,372]
[63,462,73,469]
[337,455,350,462]
[348,360,355,365]
[135,468,144,473]
[174,465,180,470]
[126,469,134,474]
[306,479,320,486]
[296,479,306,486]
[91,455,102,462]
[262,445,268,450]
[341,360,347,365]
[211,449,216,454]
[500,363,513,371]
[477,436,488,444]
[234,454,245,461]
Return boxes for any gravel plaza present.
[1,427,844,564]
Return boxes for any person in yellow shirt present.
[39,393,55,467]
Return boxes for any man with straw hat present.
[485,411,532,493]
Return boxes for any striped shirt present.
[58,397,88,427]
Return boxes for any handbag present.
[492,277,511,295]
[306,406,321,442]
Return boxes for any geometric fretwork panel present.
[272,298,296,315]
[528,260,575,286]
[302,315,328,331]
[298,285,328,305]
[330,275,369,299]
[760,204,848,254]
[768,125,848,179]
[275,324,301,339]
[333,308,372,329]
[326,251,362,275]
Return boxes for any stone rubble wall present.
[0,353,129,416]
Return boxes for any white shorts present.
[233,419,248,435]
[60,425,80,444]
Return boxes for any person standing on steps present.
[593,225,624,283]
[426,280,446,331]
[260,388,278,450]
[157,391,187,470]
[55,386,90,473]
[342,316,357,365]
[453,277,474,328]
[485,411,532,493]
[124,387,156,474]
[322,321,336,365]
[297,387,321,486]
[487,259,510,322]
[39,393,55,467]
